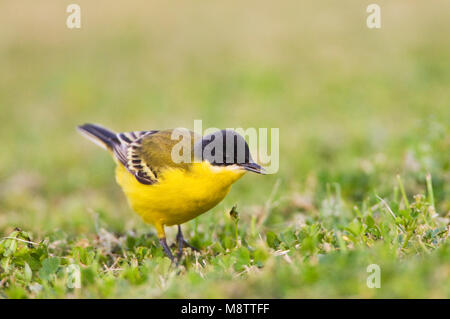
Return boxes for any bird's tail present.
[77,123,120,151]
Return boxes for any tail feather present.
[77,123,119,151]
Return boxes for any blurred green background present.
[0,1,449,298]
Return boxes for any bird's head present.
[194,130,265,174]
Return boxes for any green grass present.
[1,168,449,298]
[0,1,449,298]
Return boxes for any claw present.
[181,239,199,252]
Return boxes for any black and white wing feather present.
[116,131,159,184]
[77,124,159,185]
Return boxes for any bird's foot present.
[158,227,200,264]
[159,237,174,262]
[180,239,199,252]
[176,226,200,262]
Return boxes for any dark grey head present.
[194,130,265,174]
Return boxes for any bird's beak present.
[239,162,266,174]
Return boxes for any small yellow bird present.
[77,123,265,260]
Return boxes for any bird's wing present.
[114,130,160,185]
[115,129,198,185]
[78,124,191,185]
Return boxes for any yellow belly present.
[115,161,245,235]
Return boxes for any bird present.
[77,123,265,261]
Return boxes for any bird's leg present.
[176,228,184,261]
[176,225,199,260]
[155,224,174,262]
[159,237,174,262]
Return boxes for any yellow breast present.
[115,161,245,229]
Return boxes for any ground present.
[0,1,449,298]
